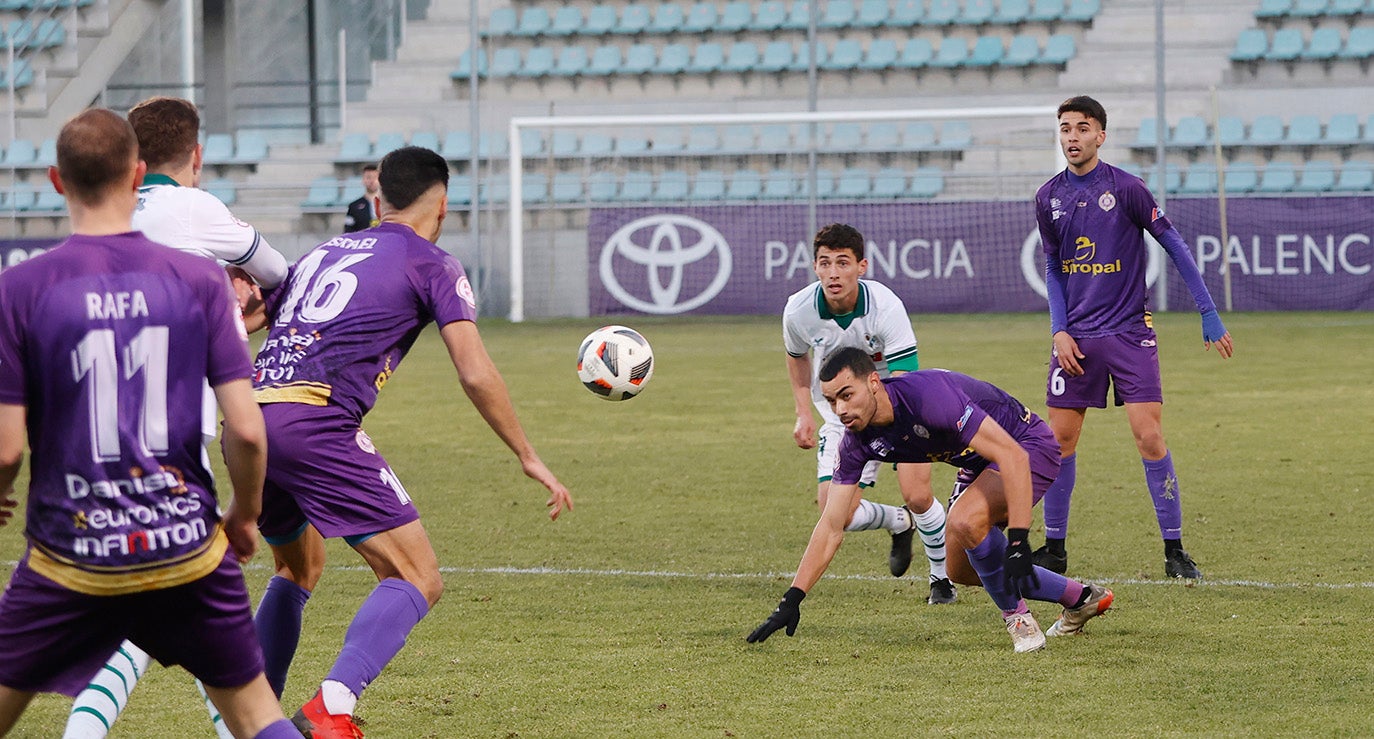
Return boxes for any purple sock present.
[254,575,312,698]
[255,719,310,739]
[326,578,430,698]
[1042,452,1076,539]
[1020,566,1085,608]
[1143,452,1183,540]
[965,528,1025,613]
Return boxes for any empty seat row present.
[335,131,441,164]
[0,58,33,89]
[1254,0,1374,20]
[0,136,54,167]
[1133,114,1374,150]
[1,179,238,212]
[1232,26,1374,62]
[201,132,270,166]
[453,34,1076,80]
[0,0,92,9]
[1140,160,1374,195]
[485,0,1099,38]
[0,18,65,50]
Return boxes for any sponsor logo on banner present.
[599,214,732,314]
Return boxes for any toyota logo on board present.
[599,214,733,314]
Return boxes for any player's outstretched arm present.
[213,378,267,562]
[785,354,817,449]
[0,404,22,527]
[440,320,573,520]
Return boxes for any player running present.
[783,223,955,605]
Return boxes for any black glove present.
[1004,528,1038,591]
[747,587,805,643]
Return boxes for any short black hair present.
[377,146,448,211]
[818,346,876,383]
[362,163,378,173]
[814,222,865,261]
[1057,95,1107,130]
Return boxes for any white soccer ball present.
[576,325,654,401]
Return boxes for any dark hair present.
[818,346,876,383]
[1057,95,1107,130]
[127,96,199,171]
[377,146,449,211]
[56,108,139,205]
[362,164,378,173]
[813,222,865,261]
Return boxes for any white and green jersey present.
[133,173,288,289]
[783,279,919,413]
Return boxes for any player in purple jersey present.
[1033,96,1234,580]
[0,109,299,738]
[749,348,1113,653]
[249,146,574,738]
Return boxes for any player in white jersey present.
[783,223,956,605]
[63,97,298,739]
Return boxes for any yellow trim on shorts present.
[255,382,332,406]
[27,528,230,596]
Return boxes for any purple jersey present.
[833,370,1042,485]
[1035,161,1173,337]
[253,222,477,419]
[0,232,252,594]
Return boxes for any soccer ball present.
[576,325,654,401]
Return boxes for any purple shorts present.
[948,417,1061,511]
[0,549,263,695]
[1046,324,1163,408]
[258,402,419,541]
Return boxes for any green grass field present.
[5,311,1374,737]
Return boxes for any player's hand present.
[1201,310,1233,359]
[0,487,16,527]
[793,415,817,449]
[521,456,574,520]
[221,503,260,563]
[1052,332,1085,377]
[748,587,805,643]
[1003,528,1038,591]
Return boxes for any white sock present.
[321,679,359,716]
[195,679,236,739]
[912,500,949,580]
[63,641,151,739]
[845,499,911,533]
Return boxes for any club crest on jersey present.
[356,429,376,454]
[867,438,893,458]
[956,406,974,431]
[1098,191,1116,212]
[912,424,929,439]
[455,275,476,309]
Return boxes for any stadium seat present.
[726,169,763,200]
[656,169,690,200]
[203,179,236,206]
[1324,113,1361,145]
[783,0,811,30]
[302,177,339,208]
[904,121,938,149]
[1040,34,1076,65]
[554,46,589,77]
[1231,29,1269,62]
[1335,161,1374,191]
[1145,167,1182,194]
[655,43,690,74]
[1,139,34,167]
[1266,28,1304,61]
[1064,0,1100,22]
[31,187,65,212]
[1327,0,1362,15]
[1289,0,1327,18]
[692,170,728,201]
[10,18,65,49]
[623,43,657,74]
[514,7,550,37]
[811,169,837,199]
[860,38,898,70]
[442,131,472,159]
[723,41,760,73]
[479,174,510,205]
[758,124,793,151]
[202,133,233,164]
[581,133,614,157]
[519,47,555,77]
[686,126,721,154]
[758,40,795,72]
[1223,162,1259,193]
[835,168,872,199]
[930,37,969,68]
[719,1,752,31]
[720,125,755,153]
[1170,117,1207,147]
[486,7,517,37]
[995,0,1031,24]
[232,132,268,164]
[651,127,686,154]
[336,133,371,163]
[1254,0,1291,18]
[1286,115,1322,146]
[490,47,522,77]
[687,42,724,74]
[478,131,508,158]
[615,134,650,155]
[551,172,584,203]
[1004,35,1040,66]
[1028,0,1066,23]
[896,37,934,68]
[648,3,684,34]
[452,48,486,80]
[1295,161,1337,192]
[684,2,719,33]
[587,171,620,202]
[871,167,908,198]
[1303,27,1342,60]
[373,132,406,158]
[517,173,547,203]
[446,177,472,207]
[1216,116,1246,147]
[519,128,545,157]
[822,38,862,71]
[35,137,54,166]
[969,35,1005,66]
[6,185,36,212]
[751,0,787,31]
[960,0,996,25]
[1180,162,1217,194]
[865,122,901,151]
[548,6,583,37]
[551,130,580,157]
[855,0,889,26]
[939,121,973,150]
[888,0,924,26]
[614,4,652,35]
[820,0,856,29]
[1340,27,1374,59]
[1248,115,1285,146]
[910,166,944,198]
[587,45,622,76]
[762,169,798,199]
[1134,118,1159,148]
[1256,162,1297,193]
[584,5,618,35]
[927,0,960,25]
[827,123,864,151]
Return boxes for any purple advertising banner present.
[0,239,59,271]
[587,197,1374,315]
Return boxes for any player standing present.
[749,349,1113,653]
[783,223,955,605]
[250,146,573,737]
[0,108,299,739]
[1033,96,1233,579]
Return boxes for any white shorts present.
[817,416,880,487]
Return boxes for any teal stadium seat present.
[1340,27,1374,59]
[1146,167,1182,195]
[1216,116,1246,147]
[615,134,650,154]
[686,126,721,154]
[1286,115,1322,145]
[783,0,811,31]
[303,178,339,209]
[1324,114,1361,145]
[865,123,901,151]
[623,44,657,74]
[723,41,760,73]
[1328,0,1362,15]
[1303,27,1342,60]
[762,169,798,199]
[1335,161,1374,191]
[204,179,236,206]
[1,59,33,89]
[1267,29,1304,61]
[552,172,584,203]
[1295,162,1336,192]
[373,132,406,159]
[719,2,752,32]
[656,170,690,200]
[855,0,889,27]
[939,121,973,150]
[202,134,233,164]
[522,173,548,204]
[835,168,872,199]
[1180,163,1217,194]
[1171,116,1208,147]
[961,0,997,25]
[684,3,719,33]
[442,131,472,159]
[969,35,1005,66]
[910,167,944,198]
[1254,0,1292,18]
[1064,0,1100,22]
[32,187,65,212]
[928,0,960,25]
[827,123,864,151]
[1289,0,1328,18]
[551,130,580,157]
[904,121,938,149]
[549,6,582,36]
[692,170,728,201]
[649,3,684,34]
[726,169,763,200]
[587,45,622,76]
[5,18,65,49]
[820,0,857,29]
[930,37,969,67]
[1248,115,1285,146]
[656,43,690,74]
[446,177,472,207]
[1029,0,1066,23]
[6,185,36,212]
[995,0,1031,24]
[452,49,486,80]
[585,5,618,35]
[1134,118,1158,148]
[337,133,371,163]
[1256,162,1297,193]
[1004,34,1040,66]
[1231,29,1269,62]
[518,128,545,157]
[36,137,55,166]
[759,40,794,72]
[587,171,620,202]
[490,47,522,77]
[582,133,614,157]
[615,4,652,35]
[651,127,686,154]
[519,47,555,77]
[2,139,35,167]
[554,46,589,77]
[1224,162,1259,193]
[871,167,908,198]
[232,132,268,164]
[823,39,864,70]
[688,42,724,74]
[757,124,793,152]
[1040,34,1076,65]
[720,125,755,153]
[486,7,517,36]
[812,169,837,199]
[479,174,510,205]
[478,131,508,158]
[860,38,899,70]
[795,43,827,71]
[888,0,924,26]
[751,0,787,31]
[514,7,550,37]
